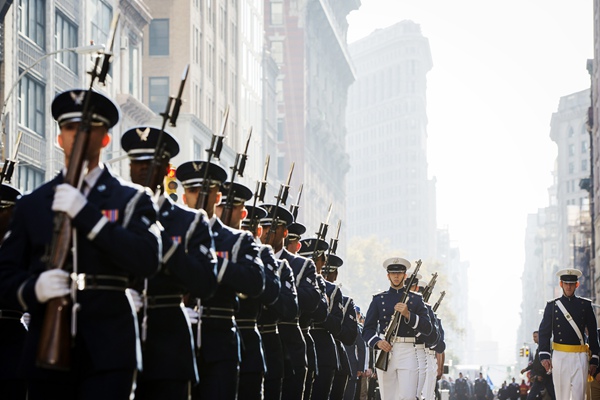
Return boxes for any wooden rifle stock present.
[374,260,422,371]
[36,14,120,370]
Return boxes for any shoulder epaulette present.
[372,290,387,297]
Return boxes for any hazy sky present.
[347,1,593,364]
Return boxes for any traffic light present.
[519,348,524,357]
[165,164,178,202]
[525,348,530,357]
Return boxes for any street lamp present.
[0,44,105,158]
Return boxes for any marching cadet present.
[120,127,219,399]
[324,253,358,400]
[538,268,600,400]
[0,90,161,399]
[0,184,26,400]
[297,238,333,400]
[177,161,265,400]
[414,280,439,400]
[260,203,325,399]
[285,222,306,254]
[216,183,281,400]
[362,257,432,400]
[244,205,298,400]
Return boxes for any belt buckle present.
[72,273,86,291]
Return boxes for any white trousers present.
[377,342,418,400]
[415,344,427,398]
[552,350,588,400]
[422,349,438,400]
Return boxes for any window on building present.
[18,0,45,48]
[271,2,283,25]
[193,141,202,160]
[18,165,44,193]
[207,0,213,26]
[568,126,574,137]
[149,19,169,56]
[569,162,574,174]
[149,77,169,113]
[18,74,45,136]
[219,4,226,40]
[90,0,112,46]
[582,159,588,171]
[271,41,283,63]
[128,37,140,97]
[582,141,588,153]
[55,13,78,72]
[277,118,284,142]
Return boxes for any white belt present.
[393,336,416,343]
[415,343,426,349]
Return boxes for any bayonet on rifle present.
[289,184,303,220]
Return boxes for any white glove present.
[185,307,199,324]
[125,288,143,312]
[34,269,71,303]
[52,183,87,218]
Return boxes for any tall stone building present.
[549,89,593,298]
[264,0,358,236]
[590,0,600,309]
[346,20,437,260]
[1,0,151,192]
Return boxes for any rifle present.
[220,127,252,226]
[311,203,332,262]
[144,64,189,194]
[323,219,341,278]
[422,272,438,303]
[289,184,303,221]
[432,291,446,313]
[374,259,422,372]
[194,106,228,211]
[36,13,120,370]
[247,155,269,235]
[0,131,22,187]
[264,162,294,244]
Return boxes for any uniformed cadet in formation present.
[177,161,265,399]
[324,253,358,400]
[260,204,325,399]
[538,268,600,400]
[217,182,281,400]
[120,126,219,399]
[409,275,428,398]
[0,90,162,399]
[0,184,26,400]
[362,257,432,400]
[286,222,306,254]
[415,280,441,400]
[298,238,338,400]
[244,205,298,400]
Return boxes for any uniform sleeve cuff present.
[368,335,380,348]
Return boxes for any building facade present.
[346,20,437,260]
[264,0,358,238]
[549,89,593,298]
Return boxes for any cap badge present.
[192,162,202,172]
[136,127,150,141]
[393,258,400,264]
[305,239,313,248]
[70,91,85,106]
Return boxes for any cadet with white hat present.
[538,268,600,400]
[362,257,432,400]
